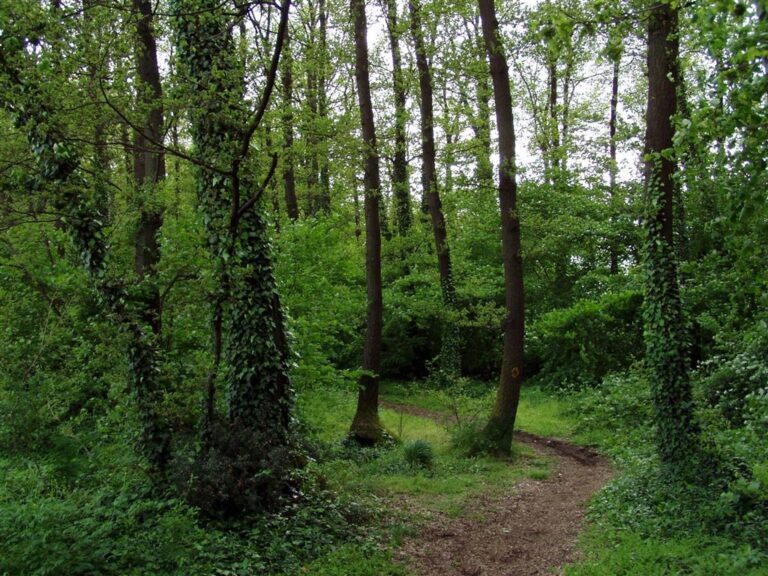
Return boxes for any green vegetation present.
[1,0,766,574]
[299,387,549,511]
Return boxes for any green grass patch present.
[567,530,768,576]
[380,381,579,439]
[299,544,409,575]
[298,386,551,514]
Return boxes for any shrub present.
[528,290,644,389]
[697,330,768,426]
[0,474,202,576]
[403,439,435,469]
[448,420,485,456]
[176,421,306,519]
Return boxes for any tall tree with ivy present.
[383,0,412,236]
[642,0,699,467]
[171,0,300,500]
[0,0,173,473]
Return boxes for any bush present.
[568,370,653,454]
[528,290,644,389]
[176,421,306,519]
[697,329,768,426]
[0,472,202,576]
[403,440,434,469]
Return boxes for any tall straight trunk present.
[561,57,573,172]
[281,29,299,220]
[547,58,560,180]
[464,14,493,192]
[609,56,620,274]
[128,0,170,470]
[475,62,494,190]
[478,0,525,456]
[306,62,320,215]
[133,0,165,335]
[384,0,412,236]
[350,0,385,443]
[642,0,698,467]
[317,0,331,214]
[410,0,460,376]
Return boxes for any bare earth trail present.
[381,401,613,576]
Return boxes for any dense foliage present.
[1,0,766,573]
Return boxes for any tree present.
[171,0,302,512]
[349,0,385,444]
[383,0,412,236]
[129,0,171,468]
[409,0,460,377]
[478,0,525,456]
[281,27,300,221]
[608,37,621,274]
[642,0,699,467]
[0,0,172,472]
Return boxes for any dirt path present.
[381,401,613,576]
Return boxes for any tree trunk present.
[130,0,171,471]
[609,56,619,274]
[547,58,560,181]
[132,0,165,336]
[410,0,460,377]
[384,0,412,236]
[173,0,295,447]
[317,0,331,214]
[306,62,320,216]
[281,29,299,220]
[350,0,385,443]
[561,56,573,173]
[475,62,494,191]
[463,14,493,193]
[642,0,698,468]
[478,0,525,456]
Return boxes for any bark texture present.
[478,0,525,456]
[350,0,385,443]
[642,0,699,467]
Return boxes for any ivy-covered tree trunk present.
[643,0,699,467]
[384,0,412,236]
[547,57,561,181]
[2,3,172,473]
[349,0,385,444]
[172,0,294,444]
[129,0,172,470]
[479,0,525,456]
[410,0,460,378]
[473,42,494,191]
[461,13,494,194]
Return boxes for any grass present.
[566,530,768,576]
[298,544,409,576]
[297,386,551,513]
[380,380,579,439]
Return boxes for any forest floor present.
[381,401,613,576]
